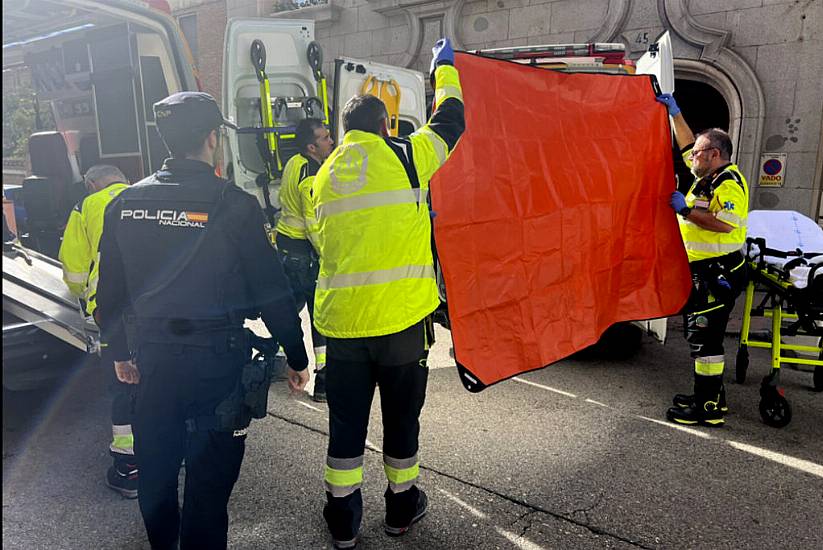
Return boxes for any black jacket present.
[97,158,308,370]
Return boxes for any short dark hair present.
[161,129,213,158]
[295,118,324,154]
[342,95,388,135]
[697,128,733,160]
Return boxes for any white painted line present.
[635,415,715,440]
[296,401,323,413]
[496,528,548,550]
[439,489,488,519]
[726,440,823,479]
[365,439,382,453]
[512,377,578,398]
[584,398,609,407]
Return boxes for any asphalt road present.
[3,321,822,550]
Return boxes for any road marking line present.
[439,489,488,519]
[512,377,578,398]
[296,401,323,412]
[440,490,547,550]
[513,377,822,476]
[726,440,823,479]
[496,527,548,550]
[365,439,382,453]
[635,415,715,440]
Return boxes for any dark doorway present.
[672,79,730,192]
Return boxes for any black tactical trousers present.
[108,361,137,464]
[323,319,432,538]
[278,238,326,365]
[133,342,246,550]
[683,252,746,384]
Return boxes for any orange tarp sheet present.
[431,52,691,391]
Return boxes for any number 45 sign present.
[758,153,787,188]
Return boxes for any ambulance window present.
[62,39,90,75]
[178,14,198,62]
[140,56,169,122]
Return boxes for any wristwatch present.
[678,206,692,219]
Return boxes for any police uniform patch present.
[695,315,709,328]
[723,201,735,210]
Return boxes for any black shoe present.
[106,464,138,499]
[312,368,327,403]
[666,405,725,427]
[385,488,428,537]
[323,491,361,549]
[673,388,728,413]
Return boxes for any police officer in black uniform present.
[96,92,310,550]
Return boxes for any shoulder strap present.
[385,136,420,191]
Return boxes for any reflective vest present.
[275,153,309,240]
[300,174,320,252]
[311,64,464,338]
[59,182,128,315]
[679,149,749,263]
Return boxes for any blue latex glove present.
[430,38,455,75]
[670,191,687,213]
[656,93,680,117]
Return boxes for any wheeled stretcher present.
[736,210,823,427]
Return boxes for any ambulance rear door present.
[635,30,675,343]
[331,57,426,143]
[222,18,323,209]
[636,31,674,95]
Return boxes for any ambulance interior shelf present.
[474,43,636,75]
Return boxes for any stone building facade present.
[170,0,823,219]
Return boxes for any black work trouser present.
[683,251,746,389]
[133,342,246,550]
[277,236,326,366]
[323,318,432,536]
[107,360,137,464]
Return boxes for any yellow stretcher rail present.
[360,76,401,136]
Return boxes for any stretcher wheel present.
[759,393,792,428]
[735,345,749,384]
[307,41,323,73]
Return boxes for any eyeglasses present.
[688,147,717,159]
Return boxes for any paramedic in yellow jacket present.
[657,94,749,427]
[275,118,334,402]
[311,38,464,548]
[58,164,138,498]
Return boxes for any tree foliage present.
[2,82,55,158]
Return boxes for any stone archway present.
[660,0,766,196]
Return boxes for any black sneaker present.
[106,464,138,499]
[312,368,327,403]
[323,499,360,549]
[666,405,725,427]
[385,488,428,537]
[673,388,728,413]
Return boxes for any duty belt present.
[136,317,244,348]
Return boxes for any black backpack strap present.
[385,136,421,194]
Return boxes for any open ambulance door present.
[222,18,325,217]
[635,30,675,343]
[331,57,426,144]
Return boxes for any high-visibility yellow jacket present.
[300,174,320,253]
[311,64,465,338]
[59,182,128,314]
[275,153,309,240]
[679,147,749,263]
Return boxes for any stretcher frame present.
[736,237,823,428]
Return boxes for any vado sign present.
[758,153,787,187]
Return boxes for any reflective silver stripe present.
[696,355,725,364]
[279,214,305,229]
[715,211,744,226]
[64,270,88,284]
[435,85,463,104]
[314,345,327,355]
[327,455,364,470]
[684,241,743,254]
[383,454,417,470]
[317,188,427,218]
[317,264,435,291]
[415,127,448,165]
[324,481,361,498]
[86,275,99,295]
